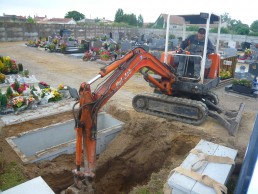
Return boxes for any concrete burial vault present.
[6,112,124,164]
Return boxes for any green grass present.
[0,161,26,191]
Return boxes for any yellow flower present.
[4,56,11,62]
[58,84,64,90]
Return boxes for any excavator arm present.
[73,47,176,179]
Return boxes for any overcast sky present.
[0,0,256,26]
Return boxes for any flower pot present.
[101,57,109,61]
[232,84,253,94]
[38,83,50,89]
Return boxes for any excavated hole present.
[36,108,201,194]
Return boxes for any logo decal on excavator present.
[116,69,132,88]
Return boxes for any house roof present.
[160,14,185,25]
[160,14,219,28]
[48,18,75,23]
[34,16,47,21]
[3,14,26,20]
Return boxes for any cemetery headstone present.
[121,41,132,51]
[91,40,103,49]
[223,48,237,57]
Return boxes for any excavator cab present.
[156,13,222,94]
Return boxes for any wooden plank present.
[168,139,237,194]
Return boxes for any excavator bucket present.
[207,102,245,136]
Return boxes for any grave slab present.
[1,176,54,194]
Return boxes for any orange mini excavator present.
[70,13,245,190]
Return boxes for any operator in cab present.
[177,27,214,79]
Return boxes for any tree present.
[26,16,35,23]
[210,27,230,34]
[155,15,164,28]
[114,9,142,27]
[126,14,137,26]
[186,26,199,32]
[250,20,258,33]
[115,9,124,23]
[221,13,231,24]
[228,19,249,35]
[137,15,144,27]
[65,11,85,21]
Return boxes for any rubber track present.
[132,93,208,125]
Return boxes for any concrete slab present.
[0,98,77,126]
[168,139,237,194]
[1,176,54,194]
[6,112,124,163]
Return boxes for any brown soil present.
[0,42,257,194]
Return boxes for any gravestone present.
[248,62,258,79]
[47,36,52,43]
[81,40,90,51]
[223,48,237,57]
[121,41,132,51]
[118,32,124,40]
[91,40,102,49]
[113,32,119,42]
[63,33,68,43]
[250,43,258,60]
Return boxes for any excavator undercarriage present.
[132,92,245,136]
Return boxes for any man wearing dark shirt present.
[177,28,214,78]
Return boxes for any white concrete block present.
[168,139,238,194]
[1,176,54,194]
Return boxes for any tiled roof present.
[49,18,74,23]
[3,14,26,20]
[160,14,185,25]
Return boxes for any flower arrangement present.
[11,96,35,111]
[232,79,252,88]
[220,69,232,80]
[38,81,50,89]
[52,38,58,44]
[57,84,68,90]
[244,48,252,56]
[11,79,29,94]
[0,81,70,114]
[41,88,62,102]
[12,96,26,109]
[49,43,56,52]
[0,56,19,74]
[100,51,111,61]
[0,73,5,83]
[60,42,67,53]
[91,47,100,55]
[83,51,93,61]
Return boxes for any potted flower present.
[0,73,5,83]
[60,42,67,53]
[41,88,62,102]
[11,79,29,94]
[38,81,50,89]
[83,51,93,61]
[57,84,70,98]
[100,51,111,61]
[231,79,253,94]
